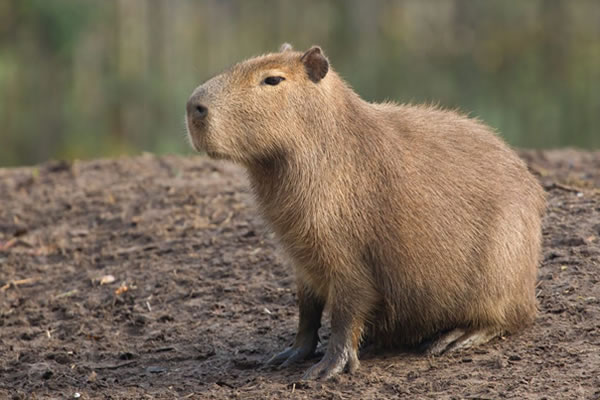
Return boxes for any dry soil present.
[0,150,599,399]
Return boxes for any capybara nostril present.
[195,104,208,119]
[187,99,208,121]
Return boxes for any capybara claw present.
[267,344,315,368]
[302,347,358,380]
[267,347,294,366]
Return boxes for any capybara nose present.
[187,99,208,122]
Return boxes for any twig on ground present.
[1,277,38,291]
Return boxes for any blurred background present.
[0,0,599,167]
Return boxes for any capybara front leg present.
[268,282,324,367]
[302,284,370,380]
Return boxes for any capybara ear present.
[279,43,293,52]
[301,46,329,83]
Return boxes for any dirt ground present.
[0,150,599,399]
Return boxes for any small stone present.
[146,365,167,374]
[99,274,116,285]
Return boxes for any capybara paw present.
[426,328,499,355]
[302,346,359,380]
[267,344,315,368]
[425,328,466,356]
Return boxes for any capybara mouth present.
[185,117,209,153]
[187,129,226,159]
[190,137,203,153]
[186,129,208,154]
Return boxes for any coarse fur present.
[185,44,546,379]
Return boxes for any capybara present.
[185,43,546,380]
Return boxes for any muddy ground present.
[0,150,599,399]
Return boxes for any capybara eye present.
[263,76,285,86]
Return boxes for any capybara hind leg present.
[426,328,499,355]
[425,328,466,356]
[447,329,499,353]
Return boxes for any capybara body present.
[185,44,546,379]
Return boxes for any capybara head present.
[185,44,331,165]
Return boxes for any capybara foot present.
[426,328,500,355]
[267,342,316,368]
[302,344,359,380]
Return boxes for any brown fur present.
[186,45,546,379]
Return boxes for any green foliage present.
[19,0,95,55]
[0,0,598,167]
